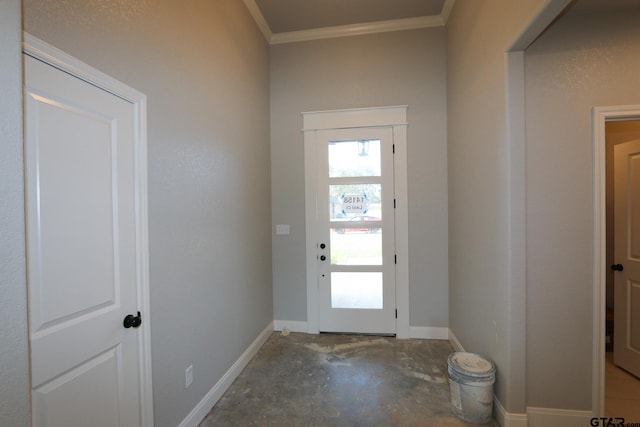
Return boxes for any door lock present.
[320,255,326,261]
[123,311,142,328]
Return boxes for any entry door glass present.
[317,128,395,334]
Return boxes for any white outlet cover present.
[276,224,290,235]
[185,365,193,388]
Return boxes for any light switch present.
[276,224,290,235]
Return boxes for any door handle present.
[320,255,326,261]
[611,264,624,272]
[123,311,142,328]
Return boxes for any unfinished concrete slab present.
[199,332,497,426]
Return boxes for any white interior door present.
[24,50,147,427]
[613,138,640,377]
[316,127,396,334]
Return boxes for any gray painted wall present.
[525,8,640,410]
[0,2,31,426]
[445,0,553,412]
[270,28,449,329]
[23,1,273,426]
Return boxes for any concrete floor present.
[199,332,497,426]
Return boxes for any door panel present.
[33,349,121,427]
[29,96,118,330]
[614,139,640,377]
[317,128,396,334]
[25,54,142,426]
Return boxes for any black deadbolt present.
[123,311,142,328]
[320,243,326,249]
[320,255,326,261]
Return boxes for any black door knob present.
[320,255,326,261]
[611,264,624,272]
[320,243,326,249]
[123,311,142,328]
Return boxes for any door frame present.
[592,104,640,417]
[23,33,154,426]
[303,106,409,338]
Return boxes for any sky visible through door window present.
[328,139,381,178]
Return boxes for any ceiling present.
[253,0,446,33]
[245,0,451,44]
[568,0,640,14]
[245,0,640,44]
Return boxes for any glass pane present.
[331,272,383,309]
[328,139,381,178]
[329,184,382,219]
[330,228,382,265]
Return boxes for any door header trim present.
[23,33,145,104]
[302,106,407,131]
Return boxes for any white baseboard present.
[494,397,528,427]
[178,321,274,427]
[273,320,308,333]
[275,322,447,339]
[447,332,592,427]
[449,331,529,427]
[527,407,593,427]
[409,326,449,340]
[448,329,465,352]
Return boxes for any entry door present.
[613,139,640,377]
[24,51,147,426]
[316,127,396,334]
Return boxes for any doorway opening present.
[594,105,640,419]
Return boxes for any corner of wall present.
[0,1,31,426]
[178,322,274,427]
[494,397,528,427]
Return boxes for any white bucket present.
[447,352,496,424]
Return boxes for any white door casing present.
[316,127,396,334]
[593,105,640,416]
[613,138,640,378]
[23,34,152,427]
[303,106,409,338]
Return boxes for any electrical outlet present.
[185,365,193,388]
[276,224,290,235]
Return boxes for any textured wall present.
[445,0,555,412]
[23,1,272,426]
[525,8,640,410]
[0,2,31,426]
[270,28,449,329]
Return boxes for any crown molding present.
[242,0,452,45]
[271,15,444,45]
[441,0,456,24]
[242,0,272,41]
